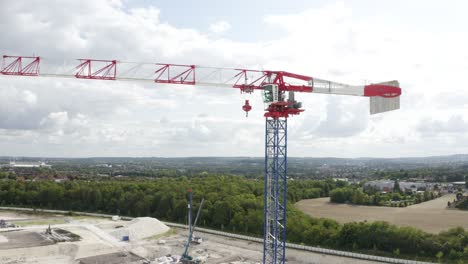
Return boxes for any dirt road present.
[295,194,468,234]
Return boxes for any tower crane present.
[0,55,401,264]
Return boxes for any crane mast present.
[0,55,401,264]
[264,117,287,263]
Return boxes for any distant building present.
[452,181,466,190]
[333,178,348,182]
[9,161,52,168]
[365,180,433,193]
[365,180,393,191]
[96,164,112,168]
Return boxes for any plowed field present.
[295,194,468,233]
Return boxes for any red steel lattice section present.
[75,59,117,80]
[230,70,313,94]
[230,69,268,93]
[154,64,195,85]
[1,56,40,76]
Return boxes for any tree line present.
[329,186,440,207]
[0,176,466,263]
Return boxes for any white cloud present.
[22,90,38,105]
[40,111,69,128]
[209,20,231,34]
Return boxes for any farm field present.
[295,194,468,234]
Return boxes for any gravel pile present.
[110,217,169,241]
[0,235,8,243]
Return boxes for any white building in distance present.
[8,161,52,168]
[365,180,434,193]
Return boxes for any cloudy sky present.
[1,0,468,158]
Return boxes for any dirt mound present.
[110,217,169,241]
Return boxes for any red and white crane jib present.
[310,78,401,114]
[154,63,195,85]
[0,55,40,76]
[75,59,117,80]
[0,55,401,115]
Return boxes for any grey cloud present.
[303,97,368,138]
[0,88,45,130]
[168,119,231,143]
[417,115,468,136]
[0,78,149,131]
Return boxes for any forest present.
[0,176,466,263]
[329,186,440,207]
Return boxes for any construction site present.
[0,209,387,264]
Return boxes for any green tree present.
[351,190,369,205]
[330,188,351,203]
[436,251,444,263]
[392,192,402,202]
[393,179,401,194]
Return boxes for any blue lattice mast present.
[263,117,288,264]
[261,79,303,264]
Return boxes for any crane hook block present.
[242,100,252,117]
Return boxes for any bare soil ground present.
[295,194,468,233]
[0,211,42,221]
[0,231,54,249]
[0,210,381,264]
[77,252,143,264]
